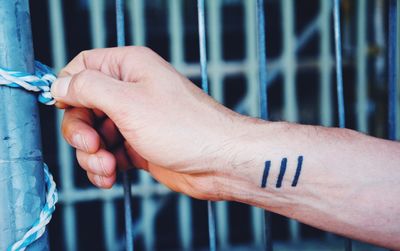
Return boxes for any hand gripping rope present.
[0,61,58,251]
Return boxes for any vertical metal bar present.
[374,0,386,86]
[257,0,268,121]
[243,0,264,247]
[116,0,126,47]
[47,0,76,251]
[103,200,117,251]
[116,1,134,251]
[319,1,335,241]
[167,0,193,250]
[282,0,298,123]
[122,165,134,251]
[89,0,106,49]
[397,0,400,139]
[320,0,333,127]
[207,0,229,249]
[168,0,184,69]
[281,0,300,243]
[256,0,272,250]
[128,1,155,249]
[356,0,368,133]
[208,0,224,103]
[244,0,261,118]
[388,0,398,140]
[197,1,217,250]
[128,0,146,46]
[0,0,49,250]
[198,0,210,93]
[333,0,346,129]
[333,1,352,249]
[88,1,118,250]
[48,0,67,71]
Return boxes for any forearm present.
[220,119,400,249]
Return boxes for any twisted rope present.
[0,62,58,250]
[0,61,56,105]
[8,164,58,251]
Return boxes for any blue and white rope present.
[0,61,56,105]
[8,164,58,251]
[0,62,58,250]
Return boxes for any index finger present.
[58,46,156,82]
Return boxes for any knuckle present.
[132,46,155,58]
[78,50,90,63]
[58,67,70,77]
[71,70,97,99]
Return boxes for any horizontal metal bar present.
[58,184,170,203]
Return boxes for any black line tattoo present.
[261,156,303,188]
[261,160,271,188]
[291,156,303,187]
[276,158,287,188]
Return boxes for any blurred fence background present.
[28,0,399,250]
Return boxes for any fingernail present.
[51,76,71,98]
[93,175,103,186]
[72,134,87,151]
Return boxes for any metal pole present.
[333,0,352,250]
[197,1,217,251]
[0,0,49,250]
[333,0,346,129]
[388,0,398,140]
[257,0,268,121]
[255,1,272,250]
[115,1,134,251]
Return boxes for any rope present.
[8,164,58,251]
[0,61,56,105]
[0,62,58,250]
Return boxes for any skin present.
[51,46,400,250]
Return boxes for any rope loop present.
[7,164,58,251]
[0,61,58,250]
[0,61,56,105]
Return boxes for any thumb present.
[51,69,130,113]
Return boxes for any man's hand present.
[52,46,400,249]
[51,46,247,200]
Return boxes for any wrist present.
[218,118,304,208]
[216,116,277,203]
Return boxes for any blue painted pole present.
[115,1,134,251]
[0,0,49,250]
[197,1,217,251]
[388,0,398,141]
[333,0,346,129]
[257,0,268,121]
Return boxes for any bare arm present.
[219,119,400,249]
[51,47,400,249]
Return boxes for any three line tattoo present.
[260,156,304,188]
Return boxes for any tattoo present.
[291,156,303,187]
[276,158,287,188]
[261,160,271,188]
[260,156,304,188]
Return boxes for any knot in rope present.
[0,61,56,105]
[0,61,58,250]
